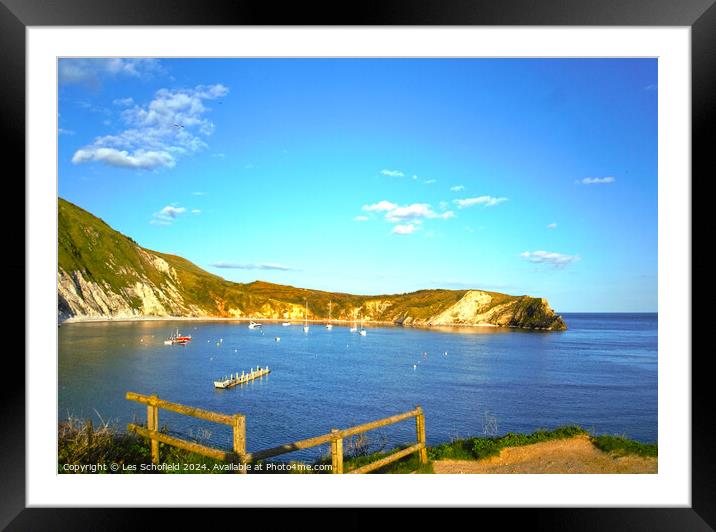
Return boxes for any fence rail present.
[125,391,427,474]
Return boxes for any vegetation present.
[591,434,658,457]
[58,418,654,475]
[427,425,590,461]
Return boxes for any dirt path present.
[432,435,657,474]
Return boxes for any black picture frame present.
[3,0,709,528]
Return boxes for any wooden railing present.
[125,391,427,474]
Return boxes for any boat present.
[282,322,291,326]
[359,316,367,336]
[248,321,262,329]
[303,300,310,332]
[325,301,333,329]
[214,366,270,389]
[164,328,191,345]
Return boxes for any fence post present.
[233,414,247,474]
[85,419,93,449]
[331,429,343,474]
[147,394,160,464]
[415,406,427,465]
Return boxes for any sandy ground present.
[433,435,657,474]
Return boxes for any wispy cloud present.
[354,215,370,222]
[380,169,404,177]
[210,262,299,271]
[391,224,418,235]
[58,128,75,136]
[521,250,580,268]
[59,59,163,87]
[423,179,437,185]
[385,203,454,222]
[450,185,464,192]
[191,209,201,214]
[192,191,207,196]
[547,222,558,229]
[579,176,615,185]
[644,83,658,91]
[362,200,454,225]
[454,196,508,208]
[151,205,187,225]
[72,83,228,170]
[362,200,398,213]
[113,97,134,107]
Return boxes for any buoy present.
[275,337,280,342]
[413,364,417,370]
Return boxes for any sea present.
[58,313,657,461]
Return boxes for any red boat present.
[164,328,192,345]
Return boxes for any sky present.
[57,58,658,312]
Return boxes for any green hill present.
[57,198,567,331]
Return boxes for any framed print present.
[3,0,711,528]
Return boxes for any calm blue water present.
[58,313,657,460]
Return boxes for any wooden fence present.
[125,392,427,474]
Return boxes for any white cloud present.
[450,185,464,192]
[385,203,454,222]
[362,200,454,224]
[580,176,615,185]
[73,148,176,170]
[454,196,508,208]
[362,200,398,212]
[354,215,370,222]
[520,250,580,268]
[380,169,404,177]
[192,191,207,196]
[72,83,228,170]
[191,209,201,214]
[423,179,436,185]
[151,205,187,225]
[391,224,418,235]
[547,222,558,229]
[59,59,163,86]
[210,262,298,271]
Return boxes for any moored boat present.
[165,328,191,345]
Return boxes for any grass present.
[427,425,590,461]
[58,418,655,474]
[591,434,658,457]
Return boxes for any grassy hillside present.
[57,198,567,330]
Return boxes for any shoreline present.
[60,315,501,328]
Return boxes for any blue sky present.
[57,58,657,312]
